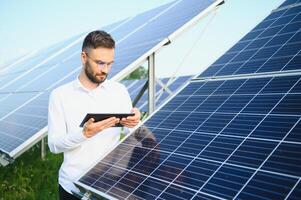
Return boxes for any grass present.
[0,143,63,200]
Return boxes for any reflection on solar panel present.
[75,1,301,199]
[75,74,301,199]
[123,76,192,111]
[199,0,301,78]
[0,0,221,162]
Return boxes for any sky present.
[0,0,285,78]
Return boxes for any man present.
[48,30,141,200]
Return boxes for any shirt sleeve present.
[47,90,86,154]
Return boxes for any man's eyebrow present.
[96,59,114,63]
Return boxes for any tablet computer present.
[79,113,135,127]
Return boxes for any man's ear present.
[81,51,87,64]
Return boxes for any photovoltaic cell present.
[198,3,301,78]
[236,172,297,200]
[0,92,49,154]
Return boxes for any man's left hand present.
[120,107,141,128]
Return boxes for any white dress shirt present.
[48,78,132,194]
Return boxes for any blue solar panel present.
[0,92,48,153]
[6,0,300,197]
[75,73,301,199]
[0,0,217,159]
[279,0,301,8]
[110,0,217,79]
[199,3,301,78]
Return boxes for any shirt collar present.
[73,77,109,92]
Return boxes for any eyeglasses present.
[84,52,114,69]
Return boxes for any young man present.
[48,30,141,200]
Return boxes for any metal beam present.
[148,53,155,114]
[41,137,46,160]
[133,80,148,107]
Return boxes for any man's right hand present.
[83,117,120,138]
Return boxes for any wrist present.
[82,129,89,138]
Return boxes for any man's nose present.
[100,65,109,73]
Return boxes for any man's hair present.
[82,30,115,52]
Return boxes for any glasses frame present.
[83,51,114,69]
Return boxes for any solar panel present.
[279,0,301,8]
[74,1,301,199]
[0,0,222,162]
[75,73,301,199]
[199,2,301,78]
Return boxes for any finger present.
[127,113,139,120]
[121,118,128,123]
[86,118,95,125]
[103,119,119,129]
[95,117,119,130]
[84,118,95,131]
[131,108,141,119]
[103,117,117,123]
[121,120,138,127]
[121,118,138,123]
[94,117,116,126]
[131,107,139,113]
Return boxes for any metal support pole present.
[133,80,148,107]
[41,137,46,160]
[0,154,11,166]
[148,53,156,114]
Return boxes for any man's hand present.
[83,117,120,138]
[120,108,141,128]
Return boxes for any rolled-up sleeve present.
[48,90,86,154]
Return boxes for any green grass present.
[0,144,63,200]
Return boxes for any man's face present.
[82,47,115,84]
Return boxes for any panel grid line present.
[121,130,301,156]
[230,13,301,76]
[126,80,229,199]
[232,79,301,199]
[206,7,290,77]
[153,79,250,199]
[285,178,301,200]
[87,154,226,200]
[190,76,281,198]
